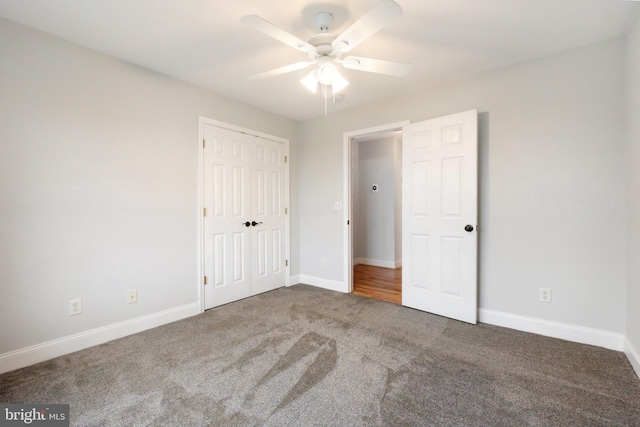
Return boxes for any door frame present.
[198,116,290,312]
[342,121,410,293]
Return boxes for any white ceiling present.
[1,0,638,121]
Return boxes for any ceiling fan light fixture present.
[330,70,349,94]
[300,70,319,93]
[317,62,336,85]
[300,61,349,95]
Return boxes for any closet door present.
[251,136,287,295]
[203,124,288,309]
[203,125,252,309]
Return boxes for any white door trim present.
[343,121,410,293]
[198,117,290,312]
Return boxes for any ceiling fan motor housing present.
[307,33,336,57]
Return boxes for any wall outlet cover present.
[128,290,137,304]
[69,298,82,315]
[539,288,551,303]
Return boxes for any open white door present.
[402,110,478,324]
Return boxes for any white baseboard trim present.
[625,337,640,380]
[354,258,397,269]
[299,274,347,293]
[479,309,624,351]
[289,274,301,286]
[0,302,201,374]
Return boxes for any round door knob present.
[251,221,263,227]
[243,221,251,227]
[465,224,474,232]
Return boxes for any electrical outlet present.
[320,258,326,268]
[128,290,137,304]
[334,201,342,210]
[539,288,551,303]
[69,298,82,315]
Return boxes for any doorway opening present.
[344,122,408,304]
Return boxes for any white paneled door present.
[203,123,288,309]
[402,110,478,324]
[250,137,288,295]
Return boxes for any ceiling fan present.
[241,0,412,100]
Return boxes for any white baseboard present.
[479,309,624,351]
[289,275,301,286]
[0,302,201,374]
[299,274,347,293]
[354,258,398,269]
[625,337,640,380]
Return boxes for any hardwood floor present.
[352,264,402,304]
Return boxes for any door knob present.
[243,221,251,227]
[251,221,263,227]
[465,224,474,232]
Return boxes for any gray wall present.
[298,37,627,334]
[626,11,640,375]
[0,18,298,355]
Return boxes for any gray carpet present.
[1,284,639,426]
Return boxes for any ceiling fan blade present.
[248,61,315,80]
[341,56,412,76]
[332,0,403,54]
[241,15,315,54]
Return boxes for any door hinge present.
[285,259,289,267]
[203,208,207,216]
[285,207,288,215]
[203,138,205,148]
[285,155,287,163]
[204,276,207,285]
